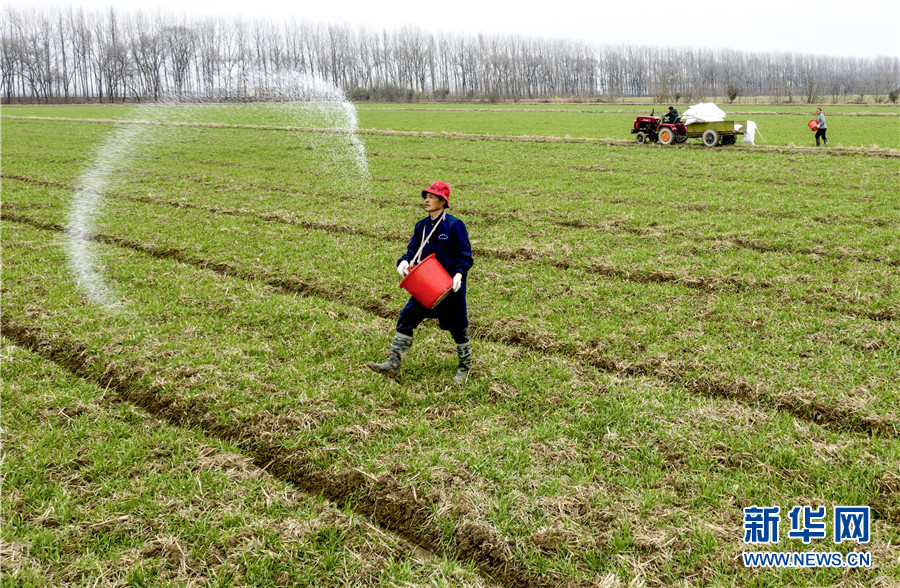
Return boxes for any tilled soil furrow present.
[0,319,566,588]
[4,211,895,438]
[7,170,878,265]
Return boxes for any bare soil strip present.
[0,319,564,588]
[4,212,894,438]
[4,115,898,157]
[3,174,894,322]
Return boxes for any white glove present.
[452,273,463,292]
[397,260,410,276]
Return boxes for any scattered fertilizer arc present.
[67,121,150,311]
[66,70,369,311]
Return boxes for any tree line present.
[3,6,898,104]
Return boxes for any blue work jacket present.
[397,212,473,329]
[399,213,473,281]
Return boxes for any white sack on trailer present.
[681,102,727,124]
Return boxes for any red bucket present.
[808,120,818,131]
[399,253,453,309]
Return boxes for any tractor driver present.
[664,106,679,124]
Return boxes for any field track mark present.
[4,115,899,157]
[4,211,896,438]
[3,173,896,321]
[0,318,565,588]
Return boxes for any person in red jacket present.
[368,182,474,382]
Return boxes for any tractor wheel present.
[635,131,647,144]
[702,129,720,147]
[675,132,687,143]
[658,128,675,145]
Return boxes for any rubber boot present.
[367,332,413,379]
[454,341,472,383]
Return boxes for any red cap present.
[422,181,450,207]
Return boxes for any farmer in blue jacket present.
[368,181,474,382]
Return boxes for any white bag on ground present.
[681,102,727,125]
[741,120,757,145]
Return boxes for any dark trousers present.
[396,297,469,344]
[815,128,827,145]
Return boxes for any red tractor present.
[631,111,746,146]
[631,114,687,145]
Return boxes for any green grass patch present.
[2,104,898,586]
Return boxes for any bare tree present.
[2,6,898,104]
[1,9,23,101]
[129,11,166,100]
[164,20,195,99]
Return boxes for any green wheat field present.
[2,102,898,587]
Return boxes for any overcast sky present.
[16,0,900,59]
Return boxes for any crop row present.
[4,171,897,318]
[3,120,897,311]
[5,171,898,270]
[5,116,896,248]
[3,109,899,584]
[2,319,553,588]
[3,117,897,395]
[6,103,900,148]
[2,335,491,586]
[4,210,895,439]
[3,220,898,585]
[7,168,900,306]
